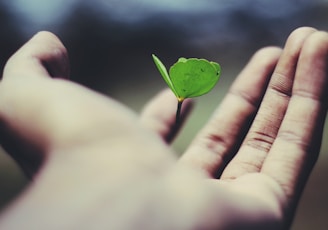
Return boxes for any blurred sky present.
[3,0,327,40]
[4,0,325,23]
[2,0,328,92]
[4,0,327,39]
[0,1,328,230]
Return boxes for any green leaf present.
[152,54,180,98]
[152,54,221,102]
[152,55,221,125]
[169,58,220,99]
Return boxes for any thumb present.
[0,31,70,177]
[3,31,70,80]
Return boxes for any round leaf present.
[169,58,220,99]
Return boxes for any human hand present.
[0,27,327,230]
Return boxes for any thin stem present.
[175,99,183,127]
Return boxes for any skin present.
[0,27,327,230]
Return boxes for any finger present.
[261,31,328,204]
[221,27,317,180]
[180,46,282,177]
[140,88,193,143]
[3,31,70,80]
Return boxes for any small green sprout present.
[152,54,221,125]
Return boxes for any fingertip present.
[283,27,317,54]
[31,31,70,79]
[3,31,70,80]
[287,27,318,39]
[301,30,328,57]
[252,46,282,63]
[293,30,328,102]
[31,31,64,46]
[140,88,194,143]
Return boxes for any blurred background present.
[0,0,327,229]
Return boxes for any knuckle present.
[245,130,275,153]
[203,133,231,155]
[276,130,306,149]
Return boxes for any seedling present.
[152,54,221,126]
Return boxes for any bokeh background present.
[0,0,327,229]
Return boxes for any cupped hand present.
[0,27,327,230]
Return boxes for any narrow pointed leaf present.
[152,54,179,98]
